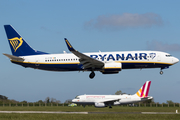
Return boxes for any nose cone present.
[72,99,75,102]
[173,57,179,64]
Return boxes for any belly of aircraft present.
[12,61,171,71]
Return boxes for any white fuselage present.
[12,51,179,72]
[72,94,152,107]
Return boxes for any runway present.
[0,111,88,114]
[0,111,179,114]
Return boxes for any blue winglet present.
[64,38,75,51]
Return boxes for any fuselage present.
[11,51,179,71]
[72,94,152,106]
[72,81,152,108]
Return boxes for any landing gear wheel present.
[89,71,95,79]
[109,106,112,108]
[160,71,163,75]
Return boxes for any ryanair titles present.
[90,53,148,61]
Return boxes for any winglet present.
[64,38,75,51]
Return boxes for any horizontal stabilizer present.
[3,53,24,61]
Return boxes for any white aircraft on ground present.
[72,81,152,108]
[3,25,179,79]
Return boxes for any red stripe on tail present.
[140,82,146,97]
[145,81,151,97]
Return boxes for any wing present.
[3,53,24,61]
[64,38,104,69]
[97,99,120,103]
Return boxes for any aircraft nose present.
[173,57,179,64]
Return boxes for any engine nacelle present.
[113,101,121,106]
[101,62,122,74]
[94,102,106,108]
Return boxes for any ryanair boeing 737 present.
[3,25,179,79]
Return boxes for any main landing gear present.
[89,71,95,79]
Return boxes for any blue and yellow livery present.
[3,25,179,79]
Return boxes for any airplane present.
[72,81,152,108]
[3,25,179,79]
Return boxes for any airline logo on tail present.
[8,37,23,52]
[136,81,151,98]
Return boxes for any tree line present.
[0,90,177,105]
[0,95,72,104]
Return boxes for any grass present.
[0,114,180,120]
[0,106,179,112]
[0,106,180,120]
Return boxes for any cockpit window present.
[75,96,80,99]
[166,55,172,57]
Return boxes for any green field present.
[0,106,180,120]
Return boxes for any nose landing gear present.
[160,71,163,75]
[160,68,163,75]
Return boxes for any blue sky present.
[0,0,180,103]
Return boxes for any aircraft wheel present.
[89,71,95,79]
[109,106,112,108]
[160,71,163,75]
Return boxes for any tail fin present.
[134,81,151,98]
[4,25,48,56]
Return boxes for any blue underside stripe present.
[11,61,171,71]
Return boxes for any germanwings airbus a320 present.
[3,25,179,79]
[72,81,152,108]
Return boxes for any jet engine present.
[94,102,107,108]
[101,62,122,74]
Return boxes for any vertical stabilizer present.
[4,25,48,56]
[134,81,151,98]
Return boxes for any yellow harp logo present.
[8,37,23,52]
